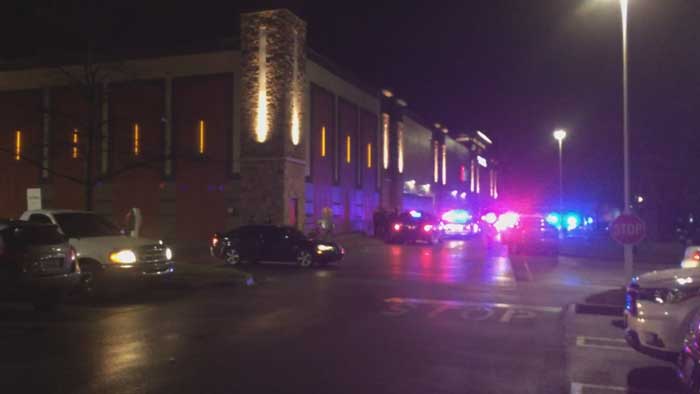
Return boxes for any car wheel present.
[296,249,313,268]
[224,248,241,265]
[79,260,101,296]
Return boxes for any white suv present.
[20,210,174,291]
[625,267,700,360]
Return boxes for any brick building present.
[0,9,498,242]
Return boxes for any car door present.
[236,226,262,260]
[260,227,286,262]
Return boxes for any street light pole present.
[558,137,564,214]
[620,0,634,280]
[553,129,567,216]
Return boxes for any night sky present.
[4,0,699,212]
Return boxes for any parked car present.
[624,267,700,361]
[501,214,558,255]
[0,220,82,311]
[682,246,700,268]
[677,311,700,393]
[210,225,344,267]
[19,210,174,293]
[386,210,441,244]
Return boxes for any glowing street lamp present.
[553,129,567,216]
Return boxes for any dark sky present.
[4,0,699,211]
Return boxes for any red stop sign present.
[610,214,646,245]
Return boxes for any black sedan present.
[210,225,344,267]
[501,214,559,256]
[386,211,441,245]
[0,220,82,310]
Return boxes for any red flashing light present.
[393,223,402,231]
[423,224,433,232]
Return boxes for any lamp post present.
[553,129,567,217]
[620,0,634,280]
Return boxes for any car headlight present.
[316,244,335,253]
[165,247,173,261]
[109,249,137,264]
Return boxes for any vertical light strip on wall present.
[346,135,351,164]
[133,123,140,156]
[475,162,480,194]
[290,30,300,146]
[397,122,404,174]
[382,113,389,169]
[14,130,21,160]
[367,143,372,168]
[199,120,205,155]
[441,144,446,185]
[494,172,498,199]
[470,160,475,192]
[433,141,439,183]
[72,129,79,159]
[321,126,326,157]
[255,26,268,143]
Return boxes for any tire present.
[224,248,241,265]
[79,259,101,296]
[296,249,313,268]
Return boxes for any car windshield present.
[54,213,121,238]
[10,225,67,245]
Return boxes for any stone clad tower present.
[239,9,307,227]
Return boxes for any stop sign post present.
[610,213,646,245]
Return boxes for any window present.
[382,113,390,169]
[72,129,79,159]
[321,126,327,157]
[14,130,21,160]
[198,120,205,155]
[133,123,140,156]
[28,214,52,225]
[367,143,372,169]
[346,135,351,164]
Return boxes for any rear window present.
[8,225,66,246]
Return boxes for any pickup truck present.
[20,210,174,292]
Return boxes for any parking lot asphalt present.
[0,237,683,394]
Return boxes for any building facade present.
[0,9,499,242]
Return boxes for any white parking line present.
[384,297,562,313]
[571,382,675,394]
[575,336,633,351]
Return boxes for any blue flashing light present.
[565,213,580,231]
[409,210,423,219]
[442,209,472,224]
[545,213,561,226]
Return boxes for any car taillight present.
[69,247,77,262]
[693,251,700,261]
[212,233,220,247]
[393,223,402,231]
[423,224,433,232]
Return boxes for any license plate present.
[41,259,62,269]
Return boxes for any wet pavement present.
[0,237,681,393]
